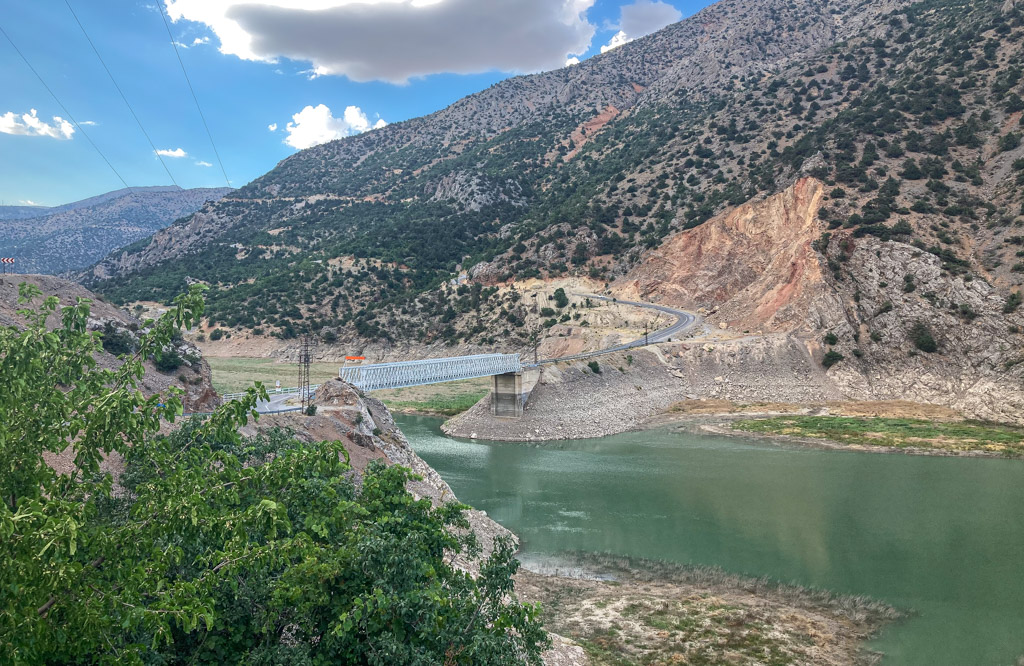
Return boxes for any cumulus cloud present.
[155,147,188,157]
[268,123,278,131]
[0,109,75,139]
[164,0,596,83]
[565,56,580,66]
[601,0,681,53]
[195,160,213,167]
[282,103,385,150]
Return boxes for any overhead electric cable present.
[64,0,180,188]
[0,22,134,193]
[155,1,231,188]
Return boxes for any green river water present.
[395,415,1024,666]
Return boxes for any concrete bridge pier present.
[491,371,523,418]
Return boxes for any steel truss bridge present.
[338,353,523,392]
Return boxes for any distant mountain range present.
[0,186,232,274]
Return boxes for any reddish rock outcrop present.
[618,177,836,332]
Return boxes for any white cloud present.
[565,56,580,66]
[600,30,629,53]
[268,122,278,131]
[282,103,386,150]
[155,147,188,157]
[0,109,75,140]
[80,120,99,126]
[20,199,40,206]
[164,0,596,84]
[195,160,213,167]
[174,35,211,48]
[601,0,681,52]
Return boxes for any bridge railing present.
[222,384,319,403]
[340,353,522,392]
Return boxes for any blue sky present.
[1,0,712,206]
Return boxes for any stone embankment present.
[445,334,840,442]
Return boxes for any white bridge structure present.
[226,296,698,418]
[339,353,523,393]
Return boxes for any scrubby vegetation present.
[734,415,1024,455]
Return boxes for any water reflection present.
[398,416,1024,666]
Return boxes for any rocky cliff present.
[616,175,1024,424]
[619,178,835,333]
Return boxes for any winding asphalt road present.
[531,294,699,366]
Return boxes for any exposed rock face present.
[429,171,524,211]
[819,236,1024,425]
[607,175,1024,426]
[619,178,835,333]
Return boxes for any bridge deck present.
[339,353,522,392]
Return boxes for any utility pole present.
[298,333,318,413]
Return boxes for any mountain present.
[0,205,52,221]
[1,186,232,274]
[84,0,1024,419]
[87,0,912,318]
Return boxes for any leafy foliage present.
[0,286,547,664]
[910,321,939,352]
[822,350,845,368]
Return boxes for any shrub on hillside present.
[910,321,939,353]
[100,321,135,357]
[822,350,845,368]
[154,347,183,372]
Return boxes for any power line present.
[64,0,179,188]
[0,22,134,194]
[155,2,231,188]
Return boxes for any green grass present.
[734,416,1024,456]
[207,358,489,415]
[206,357,342,394]
[383,391,489,416]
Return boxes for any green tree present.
[822,350,845,368]
[1,285,547,664]
[910,321,939,353]
[552,288,570,309]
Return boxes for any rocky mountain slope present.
[0,274,219,413]
[0,205,51,221]
[87,0,918,326]
[84,0,1024,418]
[1,186,231,274]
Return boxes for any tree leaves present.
[1,286,547,664]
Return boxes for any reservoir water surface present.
[397,415,1024,666]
